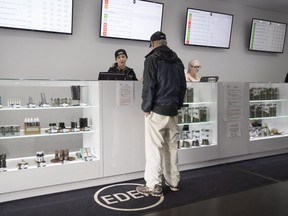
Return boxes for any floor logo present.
[94,183,164,212]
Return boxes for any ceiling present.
[219,0,288,14]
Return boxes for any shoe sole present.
[165,182,180,192]
[136,189,163,197]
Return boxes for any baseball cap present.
[115,49,128,59]
[149,31,166,47]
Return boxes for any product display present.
[51,149,75,163]
[178,128,212,149]
[24,117,41,135]
[185,88,194,103]
[0,125,21,137]
[0,154,7,172]
[39,93,50,107]
[17,159,29,170]
[7,98,21,108]
[178,106,208,124]
[80,147,92,161]
[250,103,277,118]
[250,87,279,100]
[36,151,46,167]
[46,118,89,134]
[249,83,287,140]
[27,96,36,108]
[50,97,72,107]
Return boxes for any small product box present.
[80,147,93,161]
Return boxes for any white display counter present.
[1,80,287,202]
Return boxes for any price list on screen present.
[0,0,73,34]
[101,0,163,41]
[185,9,233,48]
[249,20,286,53]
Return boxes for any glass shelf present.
[178,121,215,126]
[250,133,288,141]
[249,115,288,120]
[0,105,96,111]
[0,128,95,140]
[1,152,99,173]
[249,99,287,103]
[178,143,217,150]
[183,101,216,105]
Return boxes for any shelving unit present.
[249,83,288,153]
[178,82,219,165]
[0,79,102,199]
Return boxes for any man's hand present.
[144,112,150,117]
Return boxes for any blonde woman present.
[186,59,201,82]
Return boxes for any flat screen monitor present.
[0,0,73,34]
[100,0,164,41]
[200,76,219,82]
[184,8,233,49]
[98,72,125,81]
[285,73,288,83]
[248,18,287,53]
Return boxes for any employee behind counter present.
[107,49,138,80]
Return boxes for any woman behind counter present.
[186,59,201,82]
[108,49,138,80]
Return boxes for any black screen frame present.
[98,72,125,81]
[184,8,234,49]
[0,0,74,35]
[200,76,219,82]
[285,73,288,83]
[248,18,287,54]
[99,0,164,42]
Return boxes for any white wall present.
[0,0,288,82]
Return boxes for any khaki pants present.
[144,112,180,188]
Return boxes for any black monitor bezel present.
[98,72,125,81]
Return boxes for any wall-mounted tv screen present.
[248,18,287,53]
[0,0,73,34]
[184,8,233,49]
[100,0,164,41]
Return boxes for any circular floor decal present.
[94,183,164,212]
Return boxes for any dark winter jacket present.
[141,45,187,116]
[108,64,138,80]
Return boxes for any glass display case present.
[177,82,218,165]
[0,79,101,199]
[249,83,288,141]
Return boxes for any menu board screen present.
[0,0,73,34]
[100,0,164,41]
[249,19,287,53]
[184,8,233,49]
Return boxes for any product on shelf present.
[27,96,36,108]
[50,97,72,107]
[36,151,46,167]
[7,98,21,108]
[39,93,50,107]
[80,147,92,161]
[0,154,7,172]
[51,149,75,163]
[17,159,29,170]
[0,96,2,108]
[0,125,21,137]
[178,128,212,149]
[250,87,279,101]
[24,117,41,135]
[185,88,194,103]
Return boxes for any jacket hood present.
[145,45,179,63]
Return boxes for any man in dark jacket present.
[136,31,187,197]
